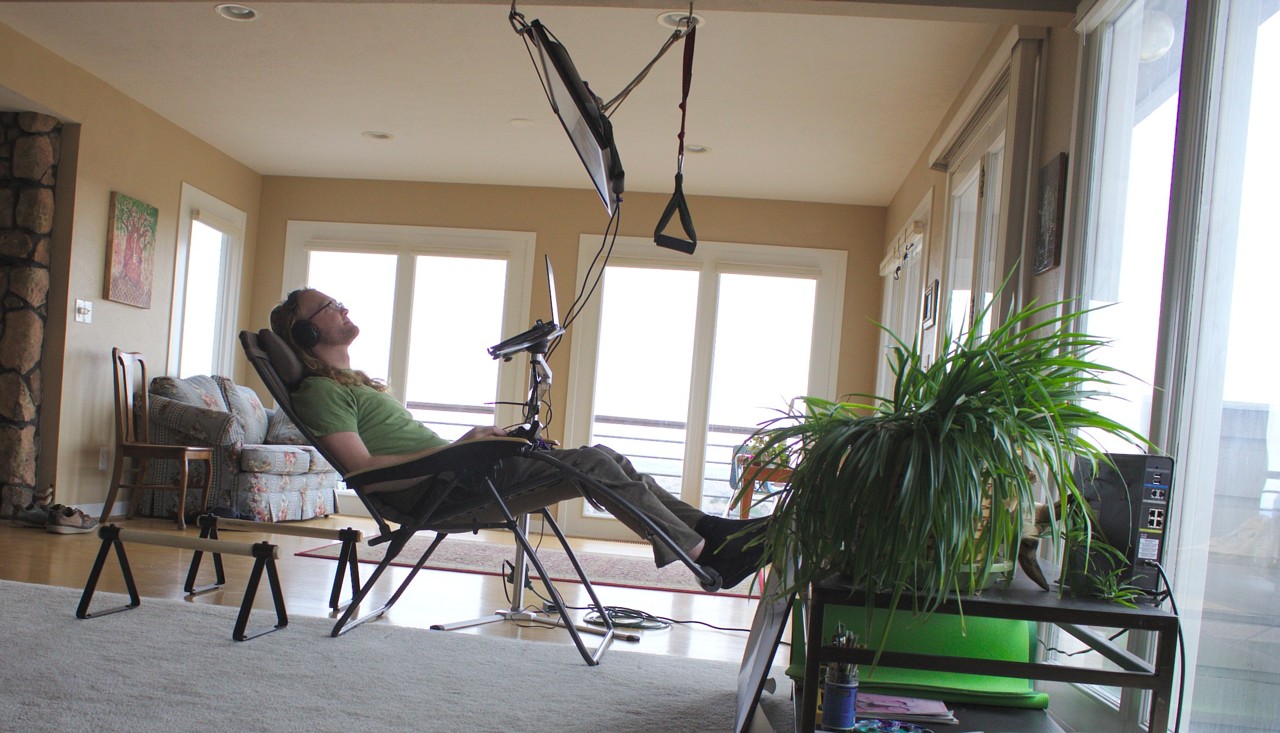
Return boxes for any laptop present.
[487,255,565,360]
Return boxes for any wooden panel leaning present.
[188,513,364,611]
[76,524,287,641]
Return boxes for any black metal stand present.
[76,524,141,619]
[187,513,362,610]
[233,541,289,641]
[186,515,228,594]
[797,574,1180,733]
[76,524,289,641]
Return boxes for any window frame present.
[875,191,931,398]
[167,183,245,378]
[559,234,846,540]
[281,220,538,431]
[1053,2,1251,731]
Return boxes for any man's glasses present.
[305,299,343,320]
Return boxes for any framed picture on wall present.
[1034,153,1068,275]
[104,191,158,308]
[921,278,939,331]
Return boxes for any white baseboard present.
[334,488,370,518]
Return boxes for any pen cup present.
[820,677,858,731]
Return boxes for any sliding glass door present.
[561,235,845,541]
[283,222,537,439]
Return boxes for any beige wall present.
[2,21,262,507]
[882,23,1081,350]
[1028,24,1080,306]
[253,177,886,442]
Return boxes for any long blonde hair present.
[270,289,387,391]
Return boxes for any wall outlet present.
[98,447,110,471]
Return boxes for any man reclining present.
[270,288,768,589]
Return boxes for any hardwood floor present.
[0,513,773,666]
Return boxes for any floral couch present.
[135,374,338,522]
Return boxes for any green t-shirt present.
[291,376,448,456]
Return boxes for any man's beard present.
[320,322,359,347]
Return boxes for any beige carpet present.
[1,578,794,732]
[298,533,759,598]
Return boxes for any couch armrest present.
[149,393,245,448]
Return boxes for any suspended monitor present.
[526,19,625,217]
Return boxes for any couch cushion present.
[215,377,269,444]
[239,444,312,475]
[266,408,309,446]
[150,375,227,412]
[302,446,335,473]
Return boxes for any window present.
[875,195,930,398]
[1168,2,1280,730]
[943,108,1006,342]
[561,235,845,540]
[282,222,537,439]
[1051,2,1188,728]
[169,184,244,378]
[1063,2,1280,731]
[1073,0,1184,455]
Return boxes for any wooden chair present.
[100,348,214,529]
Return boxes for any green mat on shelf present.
[787,603,1050,709]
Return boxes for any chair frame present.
[101,348,214,529]
[240,329,718,665]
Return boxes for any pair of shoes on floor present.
[694,515,772,590]
[47,505,99,534]
[11,503,99,534]
[11,503,51,528]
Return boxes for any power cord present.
[496,527,758,636]
[1150,561,1186,733]
[1041,627,1129,657]
[568,603,755,635]
[554,208,620,348]
[1037,561,1186,733]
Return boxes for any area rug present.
[297,533,760,598]
[0,578,793,733]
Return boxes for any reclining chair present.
[240,329,720,665]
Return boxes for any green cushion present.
[787,604,1050,709]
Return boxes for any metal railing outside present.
[405,401,774,516]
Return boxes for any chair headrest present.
[257,328,306,391]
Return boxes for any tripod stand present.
[432,329,618,643]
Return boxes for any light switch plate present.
[75,299,93,323]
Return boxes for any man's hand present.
[456,425,509,442]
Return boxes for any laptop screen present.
[486,255,565,360]
[546,255,560,328]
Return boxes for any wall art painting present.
[1033,152,1068,275]
[105,191,158,308]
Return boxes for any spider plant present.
[1059,498,1147,607]
[743,291,1150,616]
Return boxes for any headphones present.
[281,289,321,349]
[291,318,320,349]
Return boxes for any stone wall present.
[0,112,58,514]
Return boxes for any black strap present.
[655,26,697,254]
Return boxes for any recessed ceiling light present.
[509,118,535,127]
[686,144,710,154]
[657,11,706,31]
[215,4,257,22]
[361,131,394,140]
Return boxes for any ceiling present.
[0,1,1072,207]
